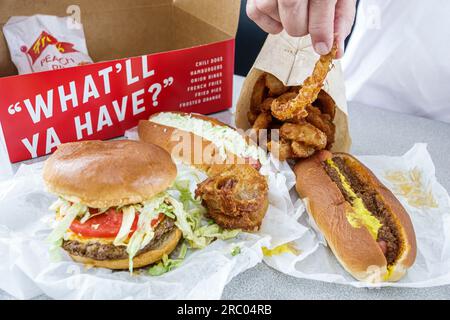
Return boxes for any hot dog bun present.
[294,151,416,283]
[138,112,263,173]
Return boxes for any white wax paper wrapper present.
[0,144,305,299]
[264,144,450,288]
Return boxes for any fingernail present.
[314,42,330,55]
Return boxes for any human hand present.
[246,0,357,58]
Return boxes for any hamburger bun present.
[43,140,177,208]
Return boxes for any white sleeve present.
[342,0,450,123]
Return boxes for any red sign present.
[0,39,235,163]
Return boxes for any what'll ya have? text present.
[0,38,234,163]
[7,56,174,158]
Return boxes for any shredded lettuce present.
[125,195,166,272]
[147,260,168,276]
[150,112,268,165]
[231,246,241,256]
[49,198,68,212]
[79,211,91,224]
[195,224,240,240]
[48,238,63,262]
[170,177,204,211]
[165,172,241,250]
[148,243,187,276]
[167,196,240,249]
[158,202,176,219]
[79,207,109,224]
[167,196,205,248]
[126,224,153,273]
[113,206,136,246]
[174,179,197,209]
[47,202,87,244]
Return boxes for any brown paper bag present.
[235,32,351,154]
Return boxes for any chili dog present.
[294,151,417,283]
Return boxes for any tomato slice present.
[69,208,164,238]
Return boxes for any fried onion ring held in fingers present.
[195,165,269,231]
[280,122,327,150]
[271,44,337,121]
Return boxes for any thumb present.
[308,0,337,55]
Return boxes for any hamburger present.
[294,151,417,282]
[44,140,241,272]
[44,140,184,271]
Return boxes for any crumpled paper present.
[0,142,306,299]
[264,144,450,288]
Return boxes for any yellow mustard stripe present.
[326,159,382,240]
[384,265,395,281]
[262,243,301,257]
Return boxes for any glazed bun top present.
[43,140,177,208]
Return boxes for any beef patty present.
[323,157,400,265]
[62,217,176,261]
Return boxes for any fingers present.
[308,0,337,55]
[246,0,357,57]
[334,0,357,58]
[254,0,281,22]
[278,0,309,37]
[247,0,283,34]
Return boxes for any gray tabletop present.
[1,101,450,300]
